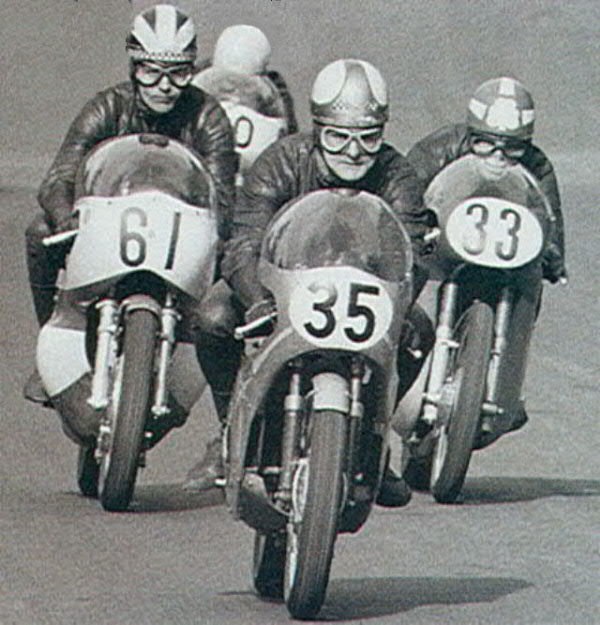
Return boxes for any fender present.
[121,294,162,318]
[311,372,350,414]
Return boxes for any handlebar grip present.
[234,312,277,340]
[42,229,79,247]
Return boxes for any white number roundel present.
[445,196,544,268]
[288,267,393,350]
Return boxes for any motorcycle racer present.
[24,4,237,425]
[184,59,436,506]
[407,77,566,284]
[404,76,566,436]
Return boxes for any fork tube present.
[347,358,365,493]
[152,294,178,417]
[88,299,119,409]
[276,361,303,502]
[422,281,459,424]
[485,286,513,406]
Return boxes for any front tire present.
[285,410,347,620]
[431,301,494,503]
[98,309,158,511]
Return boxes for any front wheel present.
[98,309,158,511]
[431,301,494,503]
[285,410,347,620]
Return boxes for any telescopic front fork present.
[88,299,119,410]
[276,360,303,504]
[152,294,178,417]
[422,280,459,425]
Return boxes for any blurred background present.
[1,0,598,188]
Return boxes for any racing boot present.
[23,368,52,407]
[376,466,412,507]
[182,391,230,491]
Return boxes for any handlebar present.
[42,229,79,247]
[234,311,278,340]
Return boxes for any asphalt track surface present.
[1,2,599,624]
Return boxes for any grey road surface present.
[1,2,599,624]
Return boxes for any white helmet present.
[213,25,271,75]
[126,4,197,63]
[311,59,388,128]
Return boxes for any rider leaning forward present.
[184,58,438,506]
[406,76,567,430]
[23,4,238,432]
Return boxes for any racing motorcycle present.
[224,189,414,619]
[395,154,555,503]
[37,134,219,511]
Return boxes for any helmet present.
[467,77,535,140]
[311,59,388,128]
[126,4,197,63]
[213,25,271,75]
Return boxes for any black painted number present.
[304,282,337,339]
[344,283,380,343]
[304,282,380,343]
[463,203,488,255]
[496,208,521,260]
[234,116,254,149]
[120,207,147,266]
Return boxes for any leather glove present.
[244,298,276,325]
[53,212,79,235]
[542,243,567,284]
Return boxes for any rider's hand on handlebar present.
[244,298,276,325]
[542,244,567,284]
[53,212,79,234]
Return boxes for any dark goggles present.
[319,125,384,155]
[469,133,529,160]
[134,62,194,88]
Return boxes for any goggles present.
[134,62,194,88]
[469,133,529,160]
[319,125,384,155]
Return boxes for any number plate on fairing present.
[288,267,394,351]
[445,197,544,268]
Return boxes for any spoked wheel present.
[430,301,494,503]
[284,410,347,620]
[77,446,99,498]
[98,309,158,512]
[253,531,286,600]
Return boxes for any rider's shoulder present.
[415,122,468,149]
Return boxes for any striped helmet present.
[126,4,197,63]
[467,77,535,140]
[311,59,388,128]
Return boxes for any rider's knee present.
[25,213,52,248]
[195,279,242,337]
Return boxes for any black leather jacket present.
[222,133,432,306]
[38,81,237,237]
[407,123,565,269]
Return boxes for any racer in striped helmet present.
[126,4,197,114]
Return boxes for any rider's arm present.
[265,70,298,134]
[406,123,469,188]
[191,94,238,239]
[527,146,566,280]
[37,89,120,230]
[222,137,298,306]
[378,147,437,253]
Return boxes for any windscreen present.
[261,189,411,282]
[75,134,214,210]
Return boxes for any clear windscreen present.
[74,134,214,211]
[261,189,412,282]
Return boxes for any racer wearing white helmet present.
[126,4,197,114]
[182,59,436,503]
[25,4,238,419]
[311,59,388,181]
[407,76,565,283]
